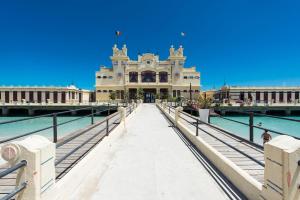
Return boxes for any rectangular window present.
[29,91,34,102]
[53,91,58,103]
[287,91,292,103]
[37,91,42,103]
[61,92,66,103]
[45,91,50,100]
[256,91,260,102]
[13,91,18,101]
[173,90,176,97]
[295,91,299,100]
[21,91,25,100]
[240,92,244,101]
[264,92,268,102]
[5,91,9,103]
[279,92,284,102]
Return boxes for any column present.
[291,92,295,104]
[275,92,280,103]
[268,92,272,104]
[41,92,46,103]
[49,92,54,103]
[17,91,21,102]
[0,91,4,103]
[9,91,13,103]
[283,92,287,103]
[252,92,256,104]
[33,91,38,103]
[58,92,62,104]
[25,91,30,102]
[138,73,142,83]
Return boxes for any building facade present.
[0,85,91,104]
[215,86,300,105]
[95,44,201,102]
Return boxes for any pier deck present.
[54,104,239,200]
[165,106,265,184]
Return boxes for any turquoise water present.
[210,115,300,144]
[0,116,104,141]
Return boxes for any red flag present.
[115,31,121,36]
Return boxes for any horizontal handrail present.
[0,108,114,144]
[0,160,27,178]
[0,105,118,126]
[1,181,27,200]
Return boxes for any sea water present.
[0,116,105,141]
[210,115,300,144]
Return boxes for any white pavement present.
[60,104,230,200]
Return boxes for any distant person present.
[261,130,272,144]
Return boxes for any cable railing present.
[0,104,119,144]
[177,110,265,167]
[213,111,300,143]
[0,160,27,200]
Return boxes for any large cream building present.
[95,44,201,102]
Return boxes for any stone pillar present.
[118,107,126,122]
[9,91,13,103]
[283,92,287,103]
[268,92,272,104]
[66,91,70,103]
[58,92,62,104]
[276,92,280,103]
[25,91,30,102]
[41,92,46,104]
[28,109,35,116]
[291,92,295,104]
[49,92,54,103]
[261,135,300,200]
[1,135,55,200]
[0,91,5,103]
[252,92,256,104]
[175,106,183,127]
[2,107,9,116]
[17,91,21,103]
[33,91,38,103]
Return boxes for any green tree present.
[109,91,116,100]
[137,88,144,100]
[197,95,212,109]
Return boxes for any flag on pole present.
[181,32,186,37]
[115,31,122,36]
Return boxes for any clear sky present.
[1,0,300,90]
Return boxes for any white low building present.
[0,85,91,104]
[215,86,300,105]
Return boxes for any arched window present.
[141,71,156,82]
[159,71,168,82]
[129,71,138,82]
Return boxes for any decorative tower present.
[110,44,129,84]
[168,45,186,84]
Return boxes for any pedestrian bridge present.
[0,103,299,200]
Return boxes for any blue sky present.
[0,0,300,90]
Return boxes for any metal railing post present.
[169,106,170,114]
[130,105,132,114]
[53,114,58,143]
[108,103,110,115]
[249,112,254,142]
[106,117,109,136]
[91,107,94,125]
[196,119,199,136]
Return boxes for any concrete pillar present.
[41,92,46,104]
[2,107,9,116]
[252,92,256,104]
[175,106,183,126]
[33,91,38,103]
[28,109,35,116]
[268,92,272,104]
[283,92,287,103]
[1,135,55,200]
[9,91,13,103]
[291,92,295,104]
[261,135,300,200]
[17,91,21,102]
[0,91,5,103]
[118,107,126,122]
[57,92,62,104]
[276,92,280,103]
[25,91,30,102]
[49,92,54,103]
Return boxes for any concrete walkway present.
[58,104,230,200]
